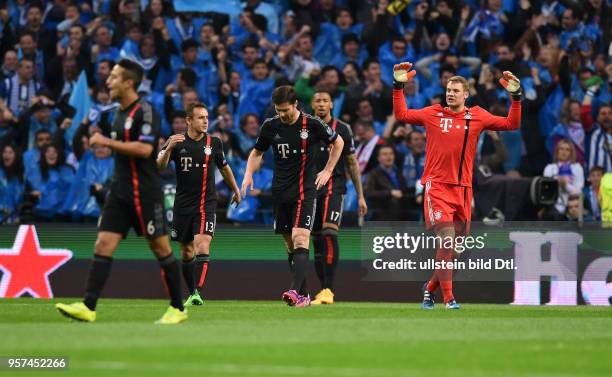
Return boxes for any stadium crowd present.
[0,0,610,225]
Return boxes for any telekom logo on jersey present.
[439,118,454,133]
[277,144,290,159]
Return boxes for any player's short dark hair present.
[272,85,297,105]
[313,85,334,100]
[589,166,605,175]
[185,102,208,118]
[117,59,144,90]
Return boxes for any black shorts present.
[313,193,344,231]
[273,197,316,234]
[171,202,217,244]
[98,193,166,239]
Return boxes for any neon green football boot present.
[184,291,204,306]
[155,306,188,324]
[56,302,96,322]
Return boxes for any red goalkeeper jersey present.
[393,89,522,187]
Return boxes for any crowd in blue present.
[0,0,610,224]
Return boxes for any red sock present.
[435,247,454,303]
[426,273,439,292]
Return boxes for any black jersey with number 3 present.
[315,118,355,196]
[254,113,337,203]
[163,133,227,215]
[109,98,162,202]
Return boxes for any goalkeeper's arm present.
[485,71,522,131]
[392,62,427,125]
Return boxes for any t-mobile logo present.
[439,118,453,133]
[180,157,193,171]
[277,144,290,159]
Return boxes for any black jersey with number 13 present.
[163,133,227,215]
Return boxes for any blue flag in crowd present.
[173,0,241,18]
[67,70,92,148]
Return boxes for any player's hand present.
[393,62,417,83]
[358,197,368,217]
[167,134,185,150]
[499,71,521,93]
[315,169,332,190]
[241,175,254,197]
[230,191,241,207]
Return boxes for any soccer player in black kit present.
[156,102,241,306]
[241,86,344,307]
[310,88,368,305]
[56,59,187,324]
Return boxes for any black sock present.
[83,255,113,311]
[288,252,309,296]
[194,254,210,293]
[181,257,196,294]
[287,253,294,272]
[323,233,340,290]
[290,248,309,291]
[158,254,184,311]
[313,234,325,288]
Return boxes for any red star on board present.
[0,225,72,298]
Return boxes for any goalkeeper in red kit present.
[392,62,522,309]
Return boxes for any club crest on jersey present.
[125,117,133,130]
[434,210,443,220]
[204,145,212,155]
[142,123,152,135]
[300,129,309,139]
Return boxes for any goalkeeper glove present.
[499,71,522,101]
[393,62,417,89]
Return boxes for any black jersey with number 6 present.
[315,118,355,196]
[109,98,162,202]
[163,133,227,215]
[254,113,337,203]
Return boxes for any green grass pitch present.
[1,299,611,377]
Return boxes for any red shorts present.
[423,180,472,235]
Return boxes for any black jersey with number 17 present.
[315,118,355,196]
[162,133,227,215]
[254,113,337,203]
